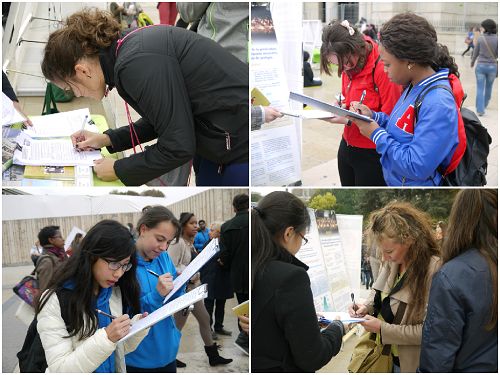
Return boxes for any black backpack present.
[414,84,491,186]
[17,289,71,372]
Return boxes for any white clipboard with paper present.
[289,92,372,122]
[118,284,208,343]
[163,238,220,304]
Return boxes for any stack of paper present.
[13,133,101,167]
[24,108,98,138]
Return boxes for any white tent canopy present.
[3,195,183,221]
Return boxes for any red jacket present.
[341,37,402,149]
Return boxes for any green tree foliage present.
[140,189,165,197]
[109,190,140,196]
[306,189,457,223]
[251,192,263,203]
[308,192,337,210]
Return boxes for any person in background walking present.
[462,26,475,56]
[471,19,498,116]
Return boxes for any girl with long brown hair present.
[419,190,497,372]
[349,201,440,372]
[320,20,401,186]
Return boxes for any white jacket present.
[37,287,149,373]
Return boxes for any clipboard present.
[289,92,372,122]
[118,284,208,343]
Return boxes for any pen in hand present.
[351,293,358,315]
[336,92,342,107]
[357,90,366,114]
[96,308,117,320]
[147,269,160,278]
[75,115,88,150]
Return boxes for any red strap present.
[115,25,159,154]
[125,102,143,154]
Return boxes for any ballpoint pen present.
[351,293,358,315]
[357,90,366,114]
[146,269,160,278]
[359,90,366,105]
[279,111,300,118]
[95,309,117,320]
[80,114,88,132]
[75,115,88,149]
[337,92,342,106]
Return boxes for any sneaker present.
[214,328,232,336]
[234,332,249,356]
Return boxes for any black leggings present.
[337,138,386,186]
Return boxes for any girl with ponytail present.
[252,191,345,372]
[345,12,466,186]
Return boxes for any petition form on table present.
[163,238,220,304]
[119,284,208,343]
[13,133,102,166]
[23,108,98,138]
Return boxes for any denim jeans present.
[475,63,497,114]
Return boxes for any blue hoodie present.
[125,252,185,368]
[194,228,210,251]
[369,69,459,186]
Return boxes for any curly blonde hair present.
[368,201,440,322]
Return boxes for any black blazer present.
[252,256,344,372]
[99,25,248,186]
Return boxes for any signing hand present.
[94,158,118,182]
[105,314,131,343]
[156,273,174,297]
[360,314,382,333]
[72,130,111,151]
[264,106,284,123]
[348,302,369,318]
[349,101,373,117]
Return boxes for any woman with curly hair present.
[349,201,440,372]
[347,12,466,186]
[419,190,497,372]
[41,8,248,186]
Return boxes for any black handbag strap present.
[381,301,407,355]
